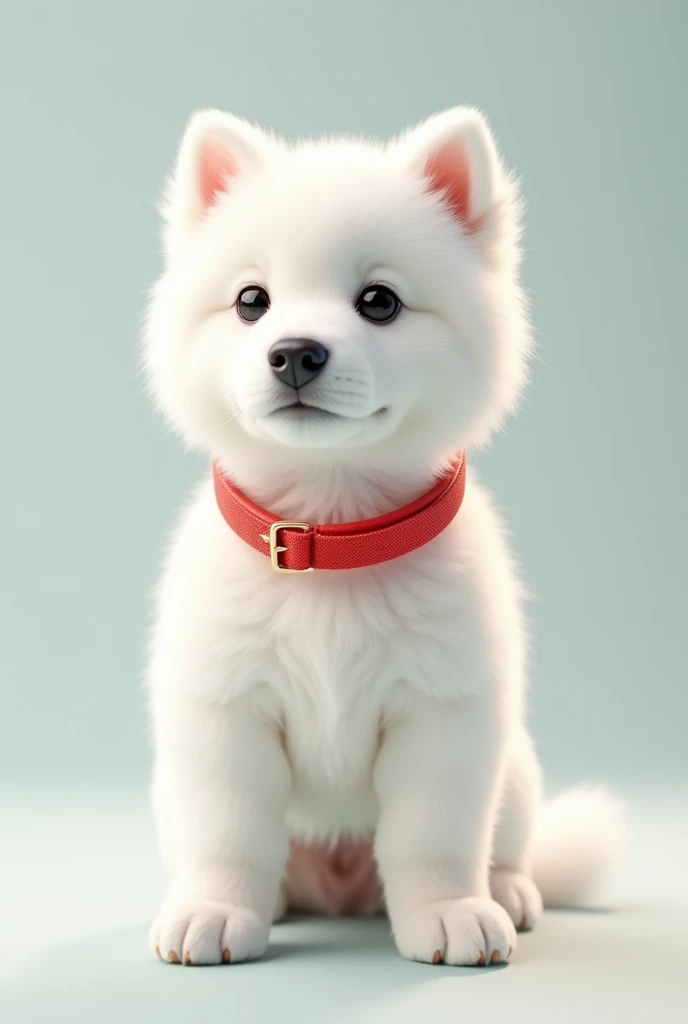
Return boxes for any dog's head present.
[145,108,530,472]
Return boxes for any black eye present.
[355,284,400,324]
[236,286,270,323]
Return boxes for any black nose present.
[267,338,329,389]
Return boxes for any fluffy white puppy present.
[144,107,624,968]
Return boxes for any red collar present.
[212,451,466,573]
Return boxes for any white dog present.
[144,107,624,968]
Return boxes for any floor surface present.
[2,785,687,1023]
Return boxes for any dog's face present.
[146,109,530,471]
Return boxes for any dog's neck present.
[215,451,454,525]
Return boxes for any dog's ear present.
[161,109,272,261]
[395,108,520,265]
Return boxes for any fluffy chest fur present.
[150,475,524,838]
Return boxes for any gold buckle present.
[260,521,313,573]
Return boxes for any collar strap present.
[213,451,466,573]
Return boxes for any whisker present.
[531,351,559,372]
[219,408,244,429]
[382,388,417,405]
[315,391,369,403]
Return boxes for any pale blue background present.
[2,0,687,787]
[1,2,687,1020]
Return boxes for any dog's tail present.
[531,785,627,907]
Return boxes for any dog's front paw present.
[149,899,269,965]
[490,868,543,931]
[393,896,516,966]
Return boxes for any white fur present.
[144,107,624,967]
[532,786,628,908]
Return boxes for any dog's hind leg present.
[490,725,544,931]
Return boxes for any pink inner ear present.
[423,140,476,231]
[199,137,239,210]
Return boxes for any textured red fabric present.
[212,450,466,572]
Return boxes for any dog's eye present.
[236,286,270,323]
[355,285,400,324]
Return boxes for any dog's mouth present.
[269,402,388,422]
[271,402,344,421]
